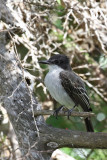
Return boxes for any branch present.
[38,124,107,150]
[34,110,95,118]
[85,80,107,103]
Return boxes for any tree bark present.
[38,124,107,149]
[0,32,50,159]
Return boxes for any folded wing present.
[60,71,92,112]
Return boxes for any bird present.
[39,54,94,132]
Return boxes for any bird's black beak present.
[39,60,50,64]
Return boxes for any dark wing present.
[60,71,92,112]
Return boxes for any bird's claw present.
[67,104,77,119]
[53,105,64,119]
[67,108,74,119]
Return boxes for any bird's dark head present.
[39,54,71,70]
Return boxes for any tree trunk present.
[0,31,51,159]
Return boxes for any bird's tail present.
[84,117,94,132]
[81,104,94,132]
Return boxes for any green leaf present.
[57,0,61,5]
[54,19,63,30]
[99,55,107,69]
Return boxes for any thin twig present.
[34,110,95,118]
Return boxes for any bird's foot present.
[66,104,77,119]
[53,105,64,119]
[67,108,74,119]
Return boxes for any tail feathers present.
[80,104,94,132]
[84,117,94,132]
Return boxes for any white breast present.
[44,65,75,108]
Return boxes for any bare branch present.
[34,110,95,118]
